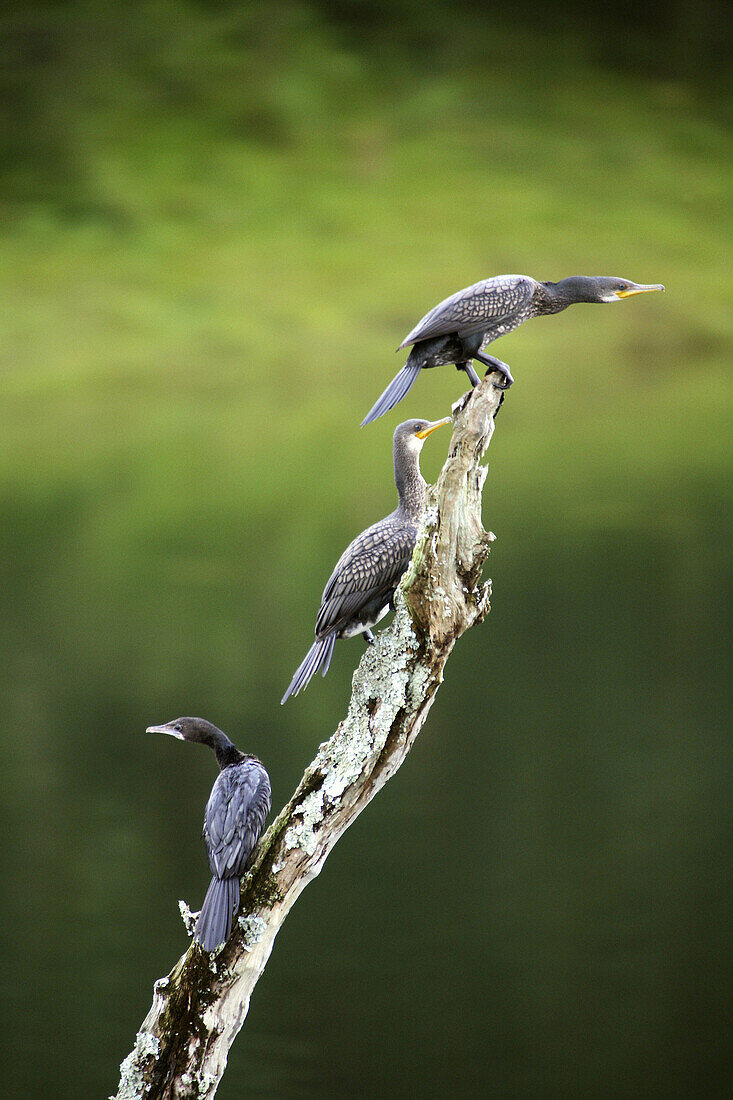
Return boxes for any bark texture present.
[114,373,506,1100]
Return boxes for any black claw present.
[487,370,513,390]
[482,358,514,388]
[476,352,513,388]
[363,629,376,645]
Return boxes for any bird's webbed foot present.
[477,352,514,388]
[363,628,376,646]
[456,360,481,387]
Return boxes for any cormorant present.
[146,717,271,953]
[361,274,665,425]
[281,416,451,704]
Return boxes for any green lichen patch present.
[238,914,268,950]
[115,1029,159,1099]
[243,868,282,909]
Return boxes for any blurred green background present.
[1,2,731,1097]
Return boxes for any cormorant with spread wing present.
[146,717,271,952]
[282,417,451,703]
[361,274,664,425]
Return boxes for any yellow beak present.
[415,416,452,439]
[616,283,665,298]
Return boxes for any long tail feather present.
[320,633,336,677]
[361,358,422,426]
[281,634,336,704]
[194,876,239,952]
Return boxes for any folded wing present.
[203,763,272,879]
[315,516,417,638]
[398,274,535,347]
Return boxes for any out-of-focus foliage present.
[1,1,731,210]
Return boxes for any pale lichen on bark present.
[113,374,507,1100]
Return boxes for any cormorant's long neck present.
[540,278,601,311]
[394,440,426,519]
[537,281,574,314]
[208,730,246,770]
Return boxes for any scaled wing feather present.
[315,516,416,637]
[398,275,535,347]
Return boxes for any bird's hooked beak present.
[415,416,452,439]
[616,283,665,298]
[146,723,183,739]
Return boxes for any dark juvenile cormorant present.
[361,274,665,425]
[281,416,451,704]
[146,717,271,952]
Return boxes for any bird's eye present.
[174,724,182,732]
[617,283,626,291]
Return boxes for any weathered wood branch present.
[114,374,506,1100]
